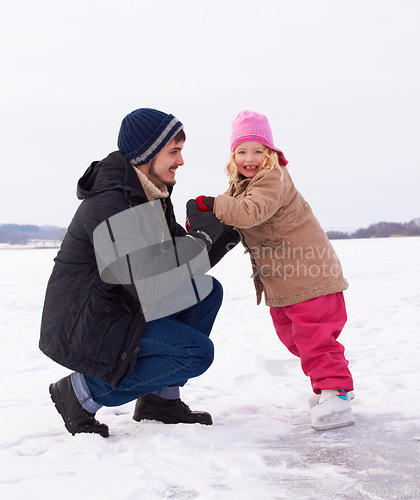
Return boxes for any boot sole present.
[133,413,212,425]
[49,383,77,436]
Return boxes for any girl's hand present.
[196,195,215,212]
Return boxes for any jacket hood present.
[77,151,143,200]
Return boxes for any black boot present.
[133,394,212,425]
[49,376,109,438]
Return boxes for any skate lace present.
[337,390,348,400]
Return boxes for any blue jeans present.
[77,277,223,409]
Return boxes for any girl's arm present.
[214,169,284,229]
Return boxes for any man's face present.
[139,138,184,190]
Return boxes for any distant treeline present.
[2,218,420,245]
[327,218,420,240]
[0,224,66,244]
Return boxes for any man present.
[40,108,239,437]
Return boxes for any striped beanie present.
[118,108,184,166]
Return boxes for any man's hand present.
[187,199,223,246]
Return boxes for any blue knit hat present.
[117,108,184,166]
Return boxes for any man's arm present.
[207,223,240,267]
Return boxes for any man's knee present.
[193,335,214,374]
[211,277,223,304]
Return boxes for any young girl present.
[197,110,354,431]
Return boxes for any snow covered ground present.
[1,237,419,499]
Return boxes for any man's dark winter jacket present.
[39,151,238,387]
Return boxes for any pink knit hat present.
[230,110,288,166]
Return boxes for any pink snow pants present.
[269,292,353,394]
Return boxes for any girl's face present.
[234,141,266,179]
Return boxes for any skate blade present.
[312,420,355,431]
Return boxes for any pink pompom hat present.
[230,110,288,166]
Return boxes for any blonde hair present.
[225,146,283,185]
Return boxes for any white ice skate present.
[309,390,355,431]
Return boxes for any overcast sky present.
[1,0,419,231]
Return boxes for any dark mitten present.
[187,199,223,246]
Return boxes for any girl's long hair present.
[225,147,284,186]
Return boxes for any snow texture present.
[0,237,419,499]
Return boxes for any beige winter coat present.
[214,166,348,306]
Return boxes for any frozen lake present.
[0,237,419,499]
